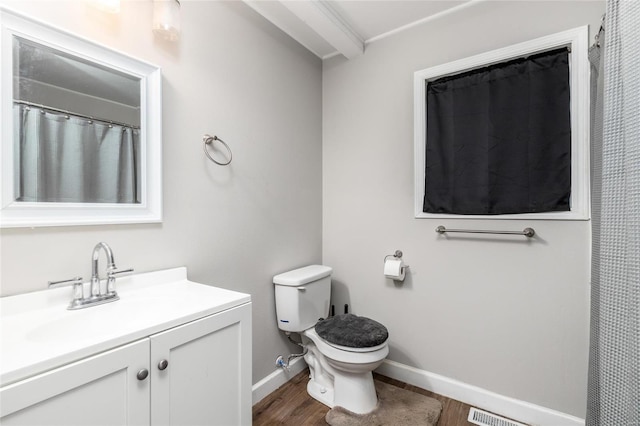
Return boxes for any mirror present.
[14,36,142,204]
[1,8,162,227]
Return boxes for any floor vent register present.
[468,407,528,426]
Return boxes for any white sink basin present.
[0,267,250,387]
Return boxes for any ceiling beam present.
[279,0,364,59]
[242,0,334,58]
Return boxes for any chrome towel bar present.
[435,225,535,238]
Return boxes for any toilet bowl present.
[303,327,388,414]
[273,265,389,414]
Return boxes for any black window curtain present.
[423,48,571,215]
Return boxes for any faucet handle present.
[106,268,134,295]
[48,277,84,303]
[48,276,83,288]
[108,267,134,278]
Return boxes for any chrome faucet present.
[91,242,116,297]
[48,242,133,310]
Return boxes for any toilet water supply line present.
[276,332,308,370]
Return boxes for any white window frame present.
[414,26,590,220]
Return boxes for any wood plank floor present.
[252,369,475,425]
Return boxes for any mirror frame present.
[0,7,162,228]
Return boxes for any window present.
[414,27,590,220]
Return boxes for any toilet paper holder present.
[383,250,409,267]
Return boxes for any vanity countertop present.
[0,267,251,387]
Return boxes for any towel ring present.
[203,134,232,166]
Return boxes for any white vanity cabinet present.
[151,303,251,425]
[0,339,150,425]
[0,268,252,426]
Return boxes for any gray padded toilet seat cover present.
[315,314,388,348]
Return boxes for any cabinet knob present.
[158,359,169,370]
[137,369,149,381]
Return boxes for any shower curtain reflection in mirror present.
[14,104,140,204]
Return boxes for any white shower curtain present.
[587,1,640,424]
[15,104,139,204]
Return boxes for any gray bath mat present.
[325,380,442,426]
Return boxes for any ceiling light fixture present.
[152,0,181,41]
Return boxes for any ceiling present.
[242,0,473,59]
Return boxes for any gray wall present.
[0,0,322,384]
[322,1,603,417]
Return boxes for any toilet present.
[273,265,389,414]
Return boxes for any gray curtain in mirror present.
[587,1,640,424]
[14,105,139,204]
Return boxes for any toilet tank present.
[273,265,332,333]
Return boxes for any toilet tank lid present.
[273,265,333,286]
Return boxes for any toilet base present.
[307,369,379,414]
[307,378,335,408]
[304,341,380,414]
[333,370,378,414]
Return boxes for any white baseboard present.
[252,357,308,405]
[376,359,585,426]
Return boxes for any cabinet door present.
[0,339,150,426]
[150,303,251,426]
